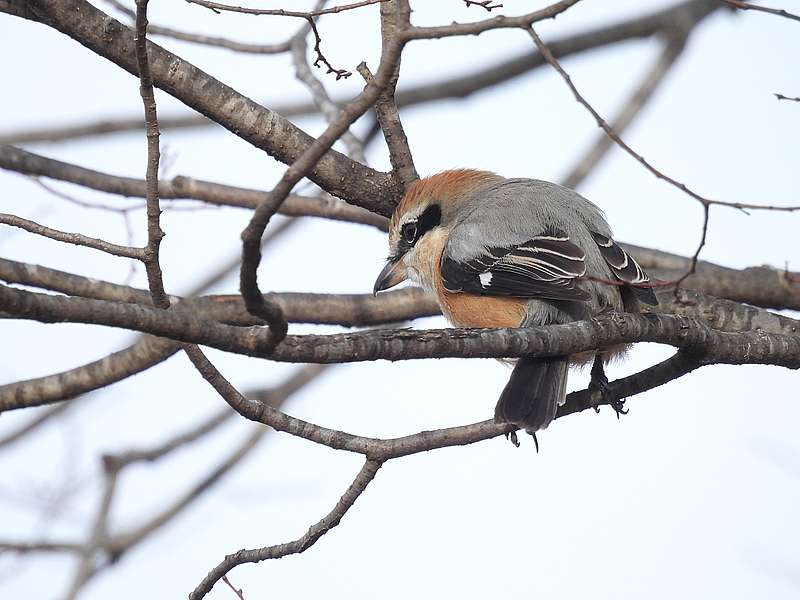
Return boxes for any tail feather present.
[494,356,568,432]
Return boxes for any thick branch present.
[24,0,401,213]
[0,336,178,411]
[627,243,800,311]
[2,283,798,367]
[559,349,704,417]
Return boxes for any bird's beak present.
[373,258,407,295]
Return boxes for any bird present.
[373,169,657,435]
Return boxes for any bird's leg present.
[589,354,628,418]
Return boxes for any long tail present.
[494,356,568,432]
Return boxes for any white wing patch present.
[479,272,493,287]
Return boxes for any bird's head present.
[373,169,502,295]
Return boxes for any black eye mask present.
[398,203,441,253]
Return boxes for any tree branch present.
[718,0,800,22]
[1,1,720,155]
[104,0,300,54]
[189,457,382,600]
[405,0,581,39]
[237,4,409,344]
[561,30,688,189]
[2,283,798,368]
[527,25,800,214]
[23,0,401,214]
[356,0,418,188]
[0,212,142,259]
[0,145,388,229]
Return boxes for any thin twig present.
[673,202,711,294]
[104,0,298,53]
[774,92,800,102]
[106,408,235,467]
[222,576,246,600]
[356,0,417,187]
[0,403,70,450]
[527,26,800,213]
[0,212,143,259]
[718,0,800,22]
[464,0,503,11]
[406,0,580,39]
[184,0,388,78]
[561,31,688,189]
[189,457,383,599]
[34,177,142,213]
[290,3,367,162]
[184,0,387,18]
[63,462,118,599]
[0,0,720,147]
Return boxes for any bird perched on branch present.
[373,169,657,436]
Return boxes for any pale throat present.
[400,228,447,294]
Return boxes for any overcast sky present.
[1,1,799,599]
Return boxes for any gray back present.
[443,178,622,320]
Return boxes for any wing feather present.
[590,232,658,305]
[441,230,590,301]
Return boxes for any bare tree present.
[0,1,798,598]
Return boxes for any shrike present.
[374,169,656,433]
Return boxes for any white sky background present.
[1,0,799,598]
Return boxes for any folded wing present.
[441,230,590,302]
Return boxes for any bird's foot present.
[610,397,628,419]
[504,430,539,452]
[589,354,627,419]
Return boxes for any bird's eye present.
[402,222,417,244]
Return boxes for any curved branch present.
[559,349,704,417]
[189,456,382,600]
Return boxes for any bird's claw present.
[505,430,520,448]
[610,397,628,419]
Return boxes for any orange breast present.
[435,279,526,328]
